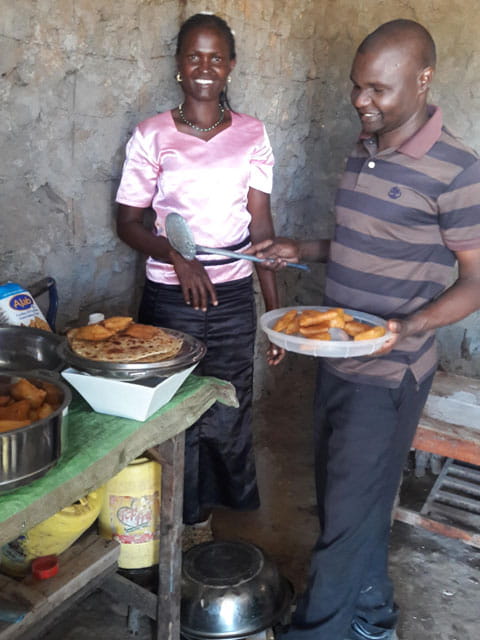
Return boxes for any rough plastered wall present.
[1,0,480,381]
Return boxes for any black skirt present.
[138,276,260,524]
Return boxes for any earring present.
[227,75,232,83]
[176,72,183,82]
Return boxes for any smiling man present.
[248,19,480,640]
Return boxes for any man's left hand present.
[372,318,406,355]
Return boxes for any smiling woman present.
[115,13,284,534]
[174,15,236,134]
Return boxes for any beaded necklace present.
[178,103,225,132]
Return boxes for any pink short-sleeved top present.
[116,110,274,285]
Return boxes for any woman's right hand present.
[244,237,301,271]
[170,251,218,311]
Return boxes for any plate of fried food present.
[260,306,391,358]
[59,316,206,380]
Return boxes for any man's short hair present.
[358,19,436,69]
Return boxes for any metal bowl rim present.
[0,326,64,342]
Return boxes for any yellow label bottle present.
[98,457,161,569]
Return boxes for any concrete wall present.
[1,0,480,379]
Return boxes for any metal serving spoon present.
[165,212,310,271]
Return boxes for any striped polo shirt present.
[324,106,480,388]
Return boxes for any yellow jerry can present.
[0,488,105,577]
[98,457,161,569]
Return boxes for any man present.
[249,19,480,640]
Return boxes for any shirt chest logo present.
[388,186,402,199]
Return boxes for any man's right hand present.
[244,237,301,271]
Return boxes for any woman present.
[116,13,283,539]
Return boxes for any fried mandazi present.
[272,308,386,342]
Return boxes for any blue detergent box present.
[0,282,51,331]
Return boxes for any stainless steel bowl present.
[181,540,293,639]
[0,372,71,493]
[0,326,65,372]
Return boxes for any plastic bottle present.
[88,313,105,324]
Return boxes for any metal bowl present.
[0,326,65,373]
[181,540,293,639]
[0,372,71,493]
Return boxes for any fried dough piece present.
[328,316,346,328]
[284,314,301,335]
[0,399,31,421]
[0,396,10,407]
[10,378,47,409]
[123,323,160,339]
[344,321,372,337]
[42,381,63,407]
[299,309,340,327]
[354,326,386,341]
[37,402,54,419]
[75,324,116,341]
[0,419,31,432]
[102,316,133,332]
[306,331,331,341]
[299,323,330,337]
[273,310,298,333]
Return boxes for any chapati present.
[67,322,183,363]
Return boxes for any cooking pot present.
[0,372,71,493]
[0,326,65,373]
[181,540,293,640]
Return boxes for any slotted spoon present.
[165,213,309,271]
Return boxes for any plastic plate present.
[260,306,392,358]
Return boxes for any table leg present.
[152,432,185,640]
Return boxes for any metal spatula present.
[165,212,310,271]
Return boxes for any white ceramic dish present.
[61,364,197,421]
[260,306,391,358]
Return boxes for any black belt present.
[155,236,251,266]
[195,236,250,265]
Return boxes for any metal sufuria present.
[180,540,293,640]
[0,372,71,493]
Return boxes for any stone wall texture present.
[2,0,480,380]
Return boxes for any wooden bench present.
[395,371,480,547]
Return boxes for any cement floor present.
[44,357,480,640]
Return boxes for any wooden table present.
[395,371,480,547]
[0,375,237,639]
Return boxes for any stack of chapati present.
[66,317,183,363]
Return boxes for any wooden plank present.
[15,567,117,640]
[100,573,157,619]
[0,533,120,640]
[155,433,185,640]
[394,506,480,547]
[424,371,480,432]
[413,416,480,466]
[413,371,480,464]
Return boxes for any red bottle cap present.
[31,555,59,580]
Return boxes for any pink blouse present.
[116,110,274,285]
